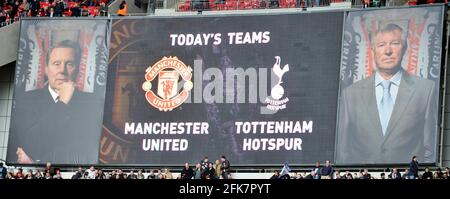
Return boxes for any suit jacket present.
[7,87,104,165]
[336,72,437,164]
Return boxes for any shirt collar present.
[375,69,402,87]
[48,85,59,103]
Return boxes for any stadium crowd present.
[1,155,449,179]
[0,0,109,27]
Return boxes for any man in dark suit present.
[8,40,104,165]
[336,23,438,164]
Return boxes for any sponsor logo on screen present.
[142,56,193,111]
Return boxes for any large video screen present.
[100,12,344,165]
[7,19,110,165]
[336,5,444,165]
[6,5,445,166]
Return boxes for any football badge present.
[142,56,193,111]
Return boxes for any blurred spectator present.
[35,169,44,179]
[361,169,371,179]
[45,171,52,179]
[147,170,155,179]
[181,163,194,179]
[334,170,341,179]
[409,156,419,179]
[87,166,96,179]
[96,169,106,179]
[402,169,410,179]
[53,170,63,179]
[117,0,127,16]
[6,172,14,179]
[194,163,202,179]
[25,169,34,179]
[380,173,386,179]
[389,168,402,179]
[127,170,137,179]
[220,155,230,179]
[320,160,333,179]
[445,167,450,179]
[15,168,24,179]
[214,159,221,178]
[137,170,145,179]
[270,170,280,179]
[201,156,211,171]
[0,162,6,179]
[434,168,443,179]
[44,162,55,177]
[312,161,321,179]
[163,168,173,179]
[203,162,215,179]
[422,167,433,179]
[72,167,83,179]
[99,1,107,16]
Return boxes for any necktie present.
[55,96,60,103]
[379,80,393,136]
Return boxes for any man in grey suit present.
[336,23,438,164]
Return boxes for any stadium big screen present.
[6,4,446,166]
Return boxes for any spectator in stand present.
[409,155,419,179]
[71,3,81,17]
[303,171,314,179]
[220,155,230,179]
[6,172,15,179]
[389,168,402,179]
[96,169,106,179]
[361,169,371,179]
[408,0,418,5]
[422,167,433,179]
[117,0,126,16]
[201,156,211,171]
[0,162,6,179]
[0,10,7,26]
[334,170,341,179]
[214,159,221,178]
[312,161,321,179]
[53,170,63,179]
[342,171,353,179]
[362,0,370,8]
[194,163,202,179]
[445,167,450,179]
[156,169,163,179]
[402,169,410,179]
[147,170,155,179]
[164,168,173,179]
[45,171,52,179]
[181,163,194,179]
[320,160,333,179]
[25,169,34,179]
[48,7,54,17]
[44,162,55,177]
[86,165,95,179]
[72,167,83,179]
[434,168,443,179]
[99,1,107,16]
[35,169,44,179]
[11,0,19,18]
[270,170,280,179]
[30,0,39,16]
[127,170,137,179]
[137,170,145,179]
[204,162,216,179]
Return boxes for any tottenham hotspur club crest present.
[266,56,290,111]
[142,56,193,111]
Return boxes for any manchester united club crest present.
[142,56,193,111]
